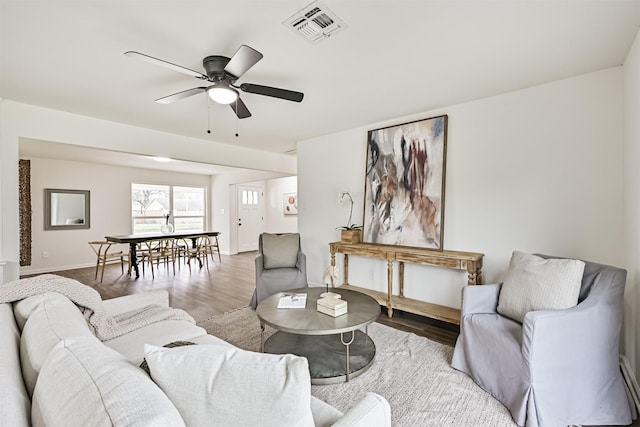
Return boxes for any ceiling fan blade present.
[230,97,252,119]
[124,51,207,80]
[239,83,304,102]
[155,87,207,104]
[224,45,263,79]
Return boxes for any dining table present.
[105,231,220,279]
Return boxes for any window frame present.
[131,183,207,234]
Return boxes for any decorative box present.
[317,297,348,317]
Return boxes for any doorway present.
[236,185,262,252]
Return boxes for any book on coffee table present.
[277,293,307,309]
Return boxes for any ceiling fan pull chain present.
[207,96,212,134]
[235,99,239,138]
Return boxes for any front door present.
[237,185,262,252]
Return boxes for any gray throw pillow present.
[262,233,299,269]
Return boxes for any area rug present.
[197,307,517,427]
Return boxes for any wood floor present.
[37,251,459,346]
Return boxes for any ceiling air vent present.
[283,1,347,44]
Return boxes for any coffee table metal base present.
[264,330,375,385]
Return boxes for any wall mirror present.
[44,189,90,230]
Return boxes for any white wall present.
[21,157,209,275]
[299,68,624,311]
[264,176,298,233]
[210,170,291,254]
[624,29,640,377]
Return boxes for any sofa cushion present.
[103,320,208,364]
[0,304,30,426]
[31,337,185,427]
[144,343,315,427]
[19,292,94,396]
[497,251,585,322]
[262,233,299,269]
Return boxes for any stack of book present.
[317,296,348,317]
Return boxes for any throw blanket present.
[0,274,195,341]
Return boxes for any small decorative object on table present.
[320,265,341,299]
[277,293,307,309]
[160,213,174,234]
[317,296,348,317]
[337,191,362,243]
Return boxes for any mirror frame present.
[44,189,90,230]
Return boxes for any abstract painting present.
[363,115,448,250]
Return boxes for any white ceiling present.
[2,1,640,169]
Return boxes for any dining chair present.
[179,236,209,272]
[137,239,177,279]
[88,241,128,283]
[203,234,222,263]
[153,239,177,274]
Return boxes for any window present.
[241,189,259,206]
[131,183,206,234]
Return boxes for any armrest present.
[102,290,169,317]
[521,291,629,421]
[460,284,501,317]
[522,295,620,362]
[255,254,264,276]
[332,393,391,427]
[297,252,307,274]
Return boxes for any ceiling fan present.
[124,45,304,119]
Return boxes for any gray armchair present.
[249,233,307,310]
[451,256,631,427]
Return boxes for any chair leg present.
[99,256,106,283]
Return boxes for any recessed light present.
[152,156,172,162]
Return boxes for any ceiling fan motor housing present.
[203,55,232,81]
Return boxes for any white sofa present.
[1,287,391,427]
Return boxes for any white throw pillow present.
[144,343,315,427]
[262,233,299,269]
[497,251,585,323]
[31,337,185,427]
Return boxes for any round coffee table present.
[256,287,380,384]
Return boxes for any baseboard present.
[620,355,640,419]
[20,262,94,276]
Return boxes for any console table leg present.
[341,331,356,382]
[344,255,349,285]
[386,259,394,318]
[260,322,265,353]
[399,262,405,297]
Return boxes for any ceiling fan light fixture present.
[208,84,239,104]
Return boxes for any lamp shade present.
[207,84,239,104]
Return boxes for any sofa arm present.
[332,393,391,427]
[460,284,501,317]
[102,290,169,317]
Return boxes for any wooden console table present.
[329,242,484,325]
